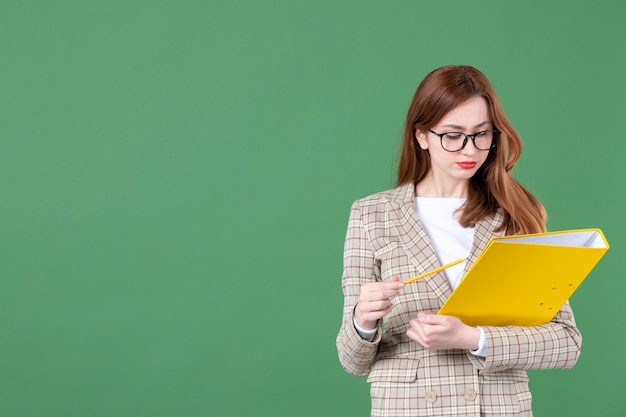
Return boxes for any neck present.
[415,176,469,198]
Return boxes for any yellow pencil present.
[403,258,464,285]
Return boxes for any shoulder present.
[347,184,415,232]
[351,183,414,212]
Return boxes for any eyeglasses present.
[428,129,499,152]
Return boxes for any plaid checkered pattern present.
[336,184,582,416]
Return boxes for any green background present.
[1,1,624,416]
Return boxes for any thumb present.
[390,276,404,289]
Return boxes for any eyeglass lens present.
[441,131,494,151]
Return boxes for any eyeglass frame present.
[427,129,500,152]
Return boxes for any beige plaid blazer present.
[336,184,582,417]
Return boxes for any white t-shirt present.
[413,197,473,290]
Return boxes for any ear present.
[414,129,429,150]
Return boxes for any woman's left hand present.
[406,312,480,351]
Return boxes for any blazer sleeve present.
[336,202,382,377]
[467,300,582,373]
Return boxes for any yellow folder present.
[438,228,609,326]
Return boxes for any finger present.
[410,319,445,346]
[360,288,401,303]
[390,277,405,287]
[369,279,404,292]
[363,289,403,302]
[366,280,404,291]
[356,298,392,313]
[360,304,394,323]
[408,318,427,337]
[406,321,427,345]
[417,311,443,324]
[406,327,418,341]
[360,299,393,313]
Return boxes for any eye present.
[475,131,488,137]
[444,133,464,140]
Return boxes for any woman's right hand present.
[354,277,404,330]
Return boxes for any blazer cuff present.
[469,326,487,357]
[353,317,378,341]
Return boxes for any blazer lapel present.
[464,209,507,273]
[393,184,453,303]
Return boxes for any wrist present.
[353,304,377,330]
[469,326,487,356]
[466,326,480,350]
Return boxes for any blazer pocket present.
[482,369,529,383]
[366,358,420,383]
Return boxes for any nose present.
[460,138,479,155]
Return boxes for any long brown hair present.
[397,65,546,235]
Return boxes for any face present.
[415,95,493,189]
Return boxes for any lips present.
[457,161,477,169]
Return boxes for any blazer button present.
[464,388,477,401]
[425,391,437,403]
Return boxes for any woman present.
[336,65,581,417]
